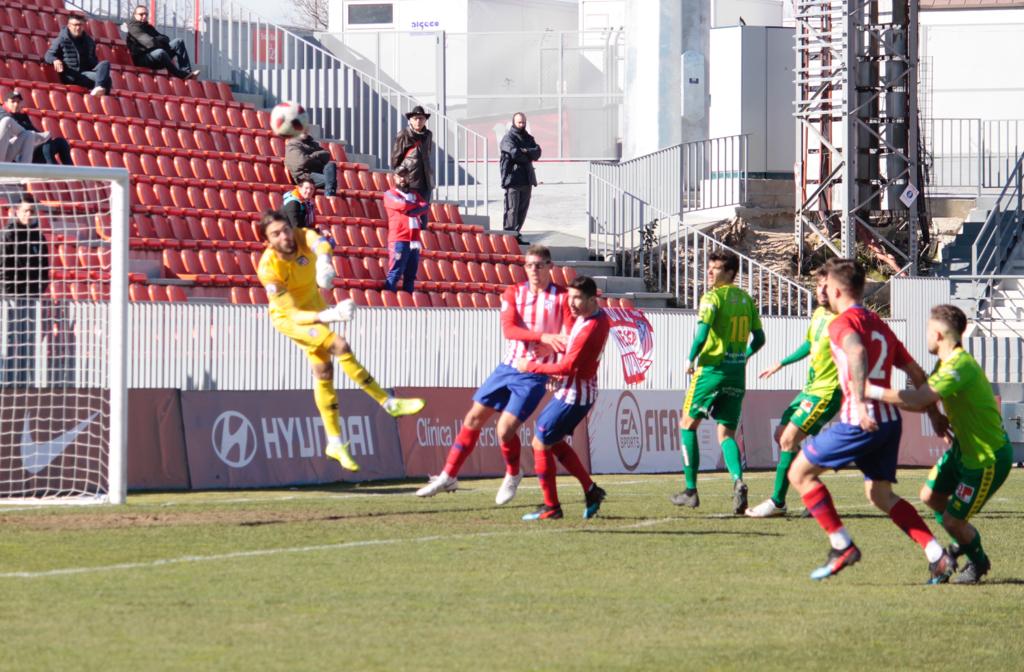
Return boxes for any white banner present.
[588,390,735,474]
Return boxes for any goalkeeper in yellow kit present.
[256,210,425,471]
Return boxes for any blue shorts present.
[473,363,548,422]
[535,398,592,445]
[804,420,902,482]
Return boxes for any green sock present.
[680,429,699,490]
[771,451,796,507]
[721,436,743,481]
[963,530,988,566]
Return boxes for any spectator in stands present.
[383,167,430,293]
[390,105,434,227]
[500,112,542,245]
[44,13,112,97]
[1,194,50,386]
[282,178,318,232]
[0,95,47,165]
[285,132,337,197]
[0,92,73,166]
[125,5,200,80]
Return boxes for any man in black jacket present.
[1,92,73,166]
[44,13,112,96]
[500,112,542,243]
[1,195,50,385]
[390,105,434,226]
[125,5,199,80]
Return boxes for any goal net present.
[0,164,128,504]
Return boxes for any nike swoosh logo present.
[20,412,100,475]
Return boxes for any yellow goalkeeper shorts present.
[272,316,336,366]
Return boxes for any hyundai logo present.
[211,411,257,468]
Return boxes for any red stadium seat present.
[428,292,446,308]
[348,288,367,306]
[230,286,251,304]
[484,293,501,308]
[249,286,268,304]
[443,292,460,308]
[332,288,351,303]
[412,291,431,308]
[381,291,400,308]
[129,283,149,302]
[147,285,169,302]
[364,289,384,307]
[495,264,513,286]
[510,265,527,283]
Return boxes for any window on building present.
[347,3,394,25]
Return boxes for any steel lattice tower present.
[794,0,925,275]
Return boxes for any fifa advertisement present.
[181,390,405,488]
[394,387,590,478]
[588,390,739,474]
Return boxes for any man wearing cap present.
[44,13,112,97]
[390,105,434,227]
[0,92,73,166]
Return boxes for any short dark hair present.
[18,193,35,206]
[826,259,866,296]
[931,304,967,341]
[525,244,551,263]
[569,275,598,298]
[394,167,410,178]
[708,250,739,277]
[814,258,837,278]
[67,12,86,23]
[297,177,316,188]
[258,210,289,241]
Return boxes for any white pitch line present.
[0,517,677,580]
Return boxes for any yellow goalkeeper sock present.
[339,352,389,405]
[313,378,343,439]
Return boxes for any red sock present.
[443,426,481,478]
[552,441,593,492]
[500,434,521,476]
[534,447,559,508]
[889,498,936,549]
[801,482,844,534]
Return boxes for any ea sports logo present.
[211,411,257,468]
[615,392,642,471]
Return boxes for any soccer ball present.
[269,101,308,137]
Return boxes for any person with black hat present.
[390,105,434,226]
[0,92,73,166]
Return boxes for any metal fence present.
[587,175,812,316]
[923,118,1024,194]
[325,29,625,161]
[68,0,492,214]
[589,135,749,216]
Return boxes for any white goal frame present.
[0,163,128,505]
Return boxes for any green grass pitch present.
[1,469,1022,671]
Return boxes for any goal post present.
[0,163,129,504]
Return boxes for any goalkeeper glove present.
[315,255,336,289]
[317,299,356,324]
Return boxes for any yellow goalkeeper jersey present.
[257,228,330,320]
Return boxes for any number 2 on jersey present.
[868,331,888,380]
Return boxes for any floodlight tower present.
[794,0,925,274]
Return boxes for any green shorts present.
[926,442,1014,521]
[682,365,745,430]
[779,391,841,436]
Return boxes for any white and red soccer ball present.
[269,101,308,137]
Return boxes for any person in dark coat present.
[500,112,542,243]
[0,91,73,166]
[390,105,434,226]
[285,133,337,197]
[125,5,199,80]
[1,195,50,385]
[44,13,112,96]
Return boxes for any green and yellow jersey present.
[928,347,1008,470]
[804,306,840,397]
[696,285,762,368]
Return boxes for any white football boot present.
[494,472,523,506]
[415,472,458,497]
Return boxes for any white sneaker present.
[415,472,457,497]
[495,471,523,506]
[745,498,787,518]
[90,86,106,96]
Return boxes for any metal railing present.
[923,118,1024,194]
[587,175,812,316]
[68,0,491,215]
[589,135,749,216]
[968,151,1024,325]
